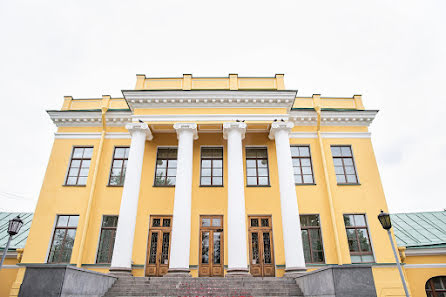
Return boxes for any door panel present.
[199,216,224,277]
[145,216,172,277]
[248,216,275,277]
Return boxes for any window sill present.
[153,185,176,188]
[62,184,87,187]
[246,185,271,187]
[107,185,123,187]
[337,183,361,186]
[295,183,317,186]
[200,185,224,188]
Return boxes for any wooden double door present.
[248,216,275,277]
[145,216,172,277]
[199,215,224,277]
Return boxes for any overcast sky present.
[1,0,445,213]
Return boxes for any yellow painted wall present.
[404,266,446,297]
[0,258,19,297]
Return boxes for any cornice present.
[134,113,288,123]
[405,247,446,256]
[48,110,132,127]
[122,90,297,110]
[288,110,378,126]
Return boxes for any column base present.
[164,268,191,277]
[225,268,252,277]
[284,267,307,278]
[109,267,133,277]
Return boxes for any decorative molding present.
[134,114,288,123]
[289,132,372,139]
[223,122,247,139]
[48,111,132,127]
[405,247,446,256]
[404,263,446,269]
[173,123,198,140]
[288,110,378,126]
[1,265,19,269]
[125,122,153,140]
[268,121,294,140]
[54,132,131,139]
[123,90,297,110]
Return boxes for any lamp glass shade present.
[378,210,392,230]
[8,216,23,236]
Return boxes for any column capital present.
[126,122,153,140]
[173,122,198,140]
[223,122,247,140]
[268,121,294,140]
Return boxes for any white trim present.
[135,114,288,122]
[289,132,371,139]
[48,111,132,127]
[1,265,19,269]
[123,90,297,110]
[288,110,378,127]
[55,132,131,139]
[405,247,446,256]
[405,263,446,269]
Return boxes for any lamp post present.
[378,210,410,297]
[0,215,24,270]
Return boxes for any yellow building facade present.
[3,74,446,297]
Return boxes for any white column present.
[223,122,250,276]
[110,122,152,274]
[167,123,198,276]
[269,121,306,275]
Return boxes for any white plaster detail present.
[269,121,306,271]
[48,111,132,127]
[173,123,198,140]
[123,90,297,110]
[404,263,446,268]
[223,122,247,140]
[288,132,372,139]
[169,123,198,272]
[404,247,446,256]
[135,114,289,123]
[223,122,249,272]
[54,132,132,139]
[110,123,151,271]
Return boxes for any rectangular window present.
[108,147,130,186]
[48,215,79,263]
[300,215,325,263]
[65,147,93,186]
[291,146,315,184]
[200,147,223,186]
[246,148,270,186]
[96,216,118,264]
[331,146,358,184]
[154,148,177,186]
[343,214,374,263]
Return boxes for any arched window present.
[426,276,446,297]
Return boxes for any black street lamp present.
[0,215,24,270]
[378,210,410,297]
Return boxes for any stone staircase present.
[103,276,304,297]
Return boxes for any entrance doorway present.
[248,216,275,277]
[199,215,224,277]
[145,216,172,277]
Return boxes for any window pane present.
[302,167,312,174]
[202,218,211,227]
[257,159,268,168]
[247,177,257,185]
[68,168,79,177]
[292,158,300,166]
[66,177,77,185]
[346,229,359,251]
[344,215,355,227]
[261,218,269,227]
[82,160,91,168]
[155,176,165,185]
[301,158,311,166]
[71,160,81,167]
[57,216,69,227]
[202,168,211,176]
[61,229,76,262]
[166,177,175,185]
[350,255,362,263]
[361,254,374,263]
[341,147,352,157]
[67,216,79,227]
[83,148,93,158]
[301,229,311,263]
[294,174,303,184]
[258,177,269,185]
[201,177,211,185]
[343,158,353,166]
[167,168,177,176]
[251,219,259,227]
[246,160,256,167]
[290,146,300,157]
[212,218,222,227]
[167,149,178,158]
[201,232,209,264]
[78,177,87,185]
[162,219,171,227]
[79,168,89,176]
[157,159,167,168]
[202,160,212,168]
[213,168,222,176]
[73,148,84,158]
[114,148,126,158]
[310,229,322,252]
[336,174,346,183]
[346,175,357,183]
[333,158,342,166]
[358,229,371,252]
[148,232,158,264]
[111,168,122,177]
[345,166,355,174]
[258,168,268,176]
[299,146,310,156]
[354,215,366,226]
[49,229,66,262]
[213,160,222,168]
[247,168,257,176]
[113,160,123,168]
[156,168,166,177]
[331,146,342,156]
[153,219,161,227]
[303,175,314,184]
[102,216,118,227]
[251,232,260,264]
[334,166,345,175]
[201,148,214,158]
[212,177,223,185]
[97,229,114,263]
[124,148,130,158]
[246,149,257,158]
[213,232,221,264]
